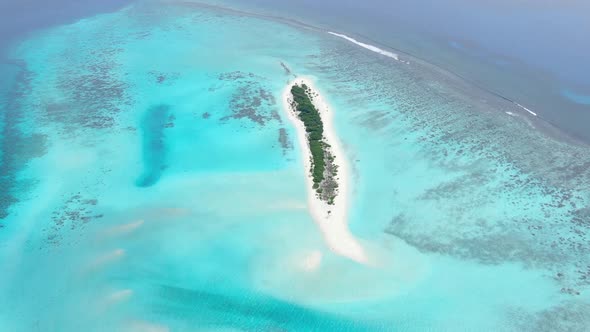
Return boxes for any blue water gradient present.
[211,0,590,143]
[0,1,589,331]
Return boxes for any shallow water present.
[0,1,589,331]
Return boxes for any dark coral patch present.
[216,71,279,126]
[47,46,131,133]
[278,128,292,155]
[43,193,103,248]
[149,70,180,85]
[0,62,48,221]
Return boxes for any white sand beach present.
[282,76,369,264]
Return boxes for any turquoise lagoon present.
[0,1,589,331]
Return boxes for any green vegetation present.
[291,84,326,185]
[290,83,339,204]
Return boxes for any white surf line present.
[515,102,537,116]
[282,76,369,265]
[328,32,541,117]
[328,32,400,61]
[506,110,536,129]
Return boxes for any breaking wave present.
[328,32,399,61]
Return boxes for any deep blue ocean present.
[1,1,589,331]
[214,0,590,143]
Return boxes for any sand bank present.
[282,76,369,264]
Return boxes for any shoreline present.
[282,76,369,264]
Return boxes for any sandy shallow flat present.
[282,76,369,265]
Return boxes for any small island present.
[282,76,369,265]
[290,84,339,205]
